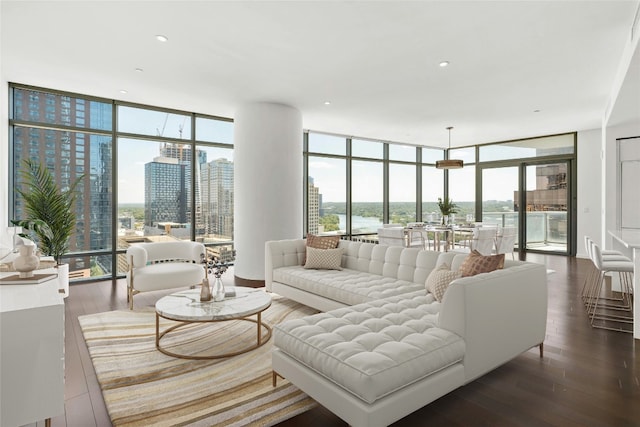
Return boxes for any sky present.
[116,109,538,205]
[309,157,534,204]
[117,109,233,204]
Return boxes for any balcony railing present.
[351,211,567,252]
[481,211,567,247]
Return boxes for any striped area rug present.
[78,295,318,426]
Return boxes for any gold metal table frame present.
[155,298,272,360]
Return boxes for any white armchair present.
[126,241,206,309]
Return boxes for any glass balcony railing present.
[482,211,567,250]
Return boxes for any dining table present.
[405,225,477,252]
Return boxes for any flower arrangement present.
[437,197,459,225]
[204,248,236,278]
[437,197,459,216]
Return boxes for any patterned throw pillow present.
[425,263,461,302]
[458,250,505,277]
[303,247,343,270]
[303,234,341,265]
[307,234,341,250]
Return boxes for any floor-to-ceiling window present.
[9,85,579,285]
[304,131,444,240]
[388,145,418,225]
[304,129,576,255]
[422,148,444,225]
[11,86,114,279]
[351,139,384,239]
[352,160,384,234]
[306,133,348,235]
[477,133,576,255]
[481,166,520,244]
[447,146,476,224]
[9,84,234,282]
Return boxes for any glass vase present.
[212,277,226,302]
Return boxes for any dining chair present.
[406,227,431,250]
[469,228,497,255]
[495,227,518,259]
[377,227,406,247]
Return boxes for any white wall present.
[233,102,303,281]
[0,3,9,249]
[604,122,640,248]
[576,129,603,258]
[601,2,640,248]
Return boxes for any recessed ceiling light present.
[156,35,168,42]
[324,101,331,105]
[439,61,450,67]
[135,68,144,73]
[120,90,128,94]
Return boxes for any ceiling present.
[2,0,639,148]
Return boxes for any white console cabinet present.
[0,272,64,426]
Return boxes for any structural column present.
[234,102,303,281]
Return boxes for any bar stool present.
[586,241,634,332]
[581,236,630,306]
[583,237,632,309]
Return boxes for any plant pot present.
[56,263,69,298]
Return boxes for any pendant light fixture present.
[436,126,464,169]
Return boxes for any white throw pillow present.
[425,263,460,302]
[303,247,343,270]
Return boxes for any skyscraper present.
[201,158,234,239]
[158,143,207,233]
[144,156,188,232]
[308,176,320,234]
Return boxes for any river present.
[336,214,383,233]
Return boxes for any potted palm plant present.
[437,197,459,225]
[11,159,83,297]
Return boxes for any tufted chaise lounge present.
[266,238,548,427]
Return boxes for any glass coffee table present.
[155,286,272,360]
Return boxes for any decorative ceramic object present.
[212,277,226,302]
[13,244,39,278]
[200,278,212,302]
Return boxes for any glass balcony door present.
[523,162,569,253]
[480,161,570,255]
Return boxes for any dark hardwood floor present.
[34,253,639,427]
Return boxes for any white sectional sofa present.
[265,238,548,427]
